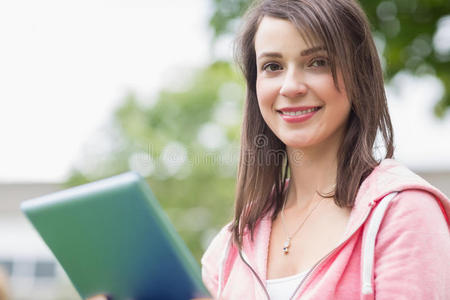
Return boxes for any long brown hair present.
[230,0,395,248]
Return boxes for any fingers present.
[86,295,110,300]
[87,295,211,300]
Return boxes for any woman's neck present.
[286,134,341,211]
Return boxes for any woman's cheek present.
[256,78,279,110]
[311,73,347,102]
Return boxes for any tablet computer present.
[21,172,210,300]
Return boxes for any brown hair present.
[231,0,395,247]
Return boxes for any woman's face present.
[254,16,351,151]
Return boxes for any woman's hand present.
[87,296,109,300]
[87,296,111,300]
[87,295,212,300]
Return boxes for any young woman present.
[201,0,450,299]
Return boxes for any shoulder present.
[373,189,450,298]
[377,189,449,244]
[389,189,446,222]
[200,221,234,296]
[201,221,233,271]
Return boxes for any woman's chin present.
[280,135,316,150]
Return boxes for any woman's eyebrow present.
[257,52,282,60]
[257,46,327,60]
[300,46,327,56]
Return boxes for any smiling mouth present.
[277,106,322,116]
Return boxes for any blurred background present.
[0,0,449,299]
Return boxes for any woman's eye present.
[310,57,329,68]
[262,63,281,72]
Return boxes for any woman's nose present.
[279,69,307,98]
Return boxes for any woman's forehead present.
[254,16,325,55]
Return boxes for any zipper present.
[217,237,232,299]
[238,202,376,300]
[238,250,271,300]
[288,236,349,299]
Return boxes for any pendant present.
[283,237,291,255]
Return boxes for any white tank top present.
[266,269,309,300]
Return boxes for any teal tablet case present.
[21,172,210,300]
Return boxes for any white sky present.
[0,1,449,183]
[0,0,212,182]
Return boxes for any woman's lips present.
[277,106,322,123]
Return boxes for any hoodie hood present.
[349,158,450,229]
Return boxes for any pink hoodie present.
[201,158,450,299]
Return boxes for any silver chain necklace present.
[280,183,335,255]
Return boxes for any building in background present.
[0,183,79,300]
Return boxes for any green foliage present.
[209,0,252,39]
[358,0,450,117]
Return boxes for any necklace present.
[280,183,336,255]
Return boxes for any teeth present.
[281,107,320,116]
